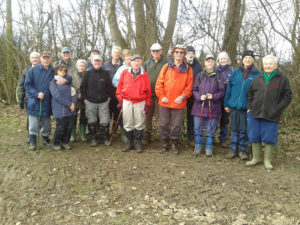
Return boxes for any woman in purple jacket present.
[191,54,225,157]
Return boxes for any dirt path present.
[0,104,299,225]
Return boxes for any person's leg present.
[98,99,111,146]
[28,115,39,150]
[79,103,87,141]
[219,109,230,147]
[40,116,51,146]
[226,109,238,159]
[85,100,99,146]
[187,96,195,143]
[158,106,171,153]
[70,110,78,142]
[122,100,135,152]
[53,117,64,150]
[170,108,184,154]
[237,110,249,160]
[133,101,146,153]
[144,96,156,144]
[62,116,75,150]
[205,117,218,156]
[193,116,202,156]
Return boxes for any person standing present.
[185,46,203,145]
[155,45,193,154]
[25,51,71,151]
[246,55,292,170]
[224,50,260,160]
[216,52,234,147]
[80,55,113,147]
[191,54,225,157]
[143,43,168,144]
[53,47,77,78]
[116,54,151,153]
[87,49,101,71]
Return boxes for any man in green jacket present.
[144,43,168,144]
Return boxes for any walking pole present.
[108,110,122,146]
[208,98,213,156]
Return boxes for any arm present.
[192,73,201,101]
[247,82,254,111]
[112,66,123,88]
[116,71,124,101]
[277,77,292,112]
[144,73,152,105]
[18,68,28,103]
[80,72,88,101]
[24,68,39,99]
[212,79,225,100]
[181,66,193,98]
[224,74,233,108]
[155,64,167,99]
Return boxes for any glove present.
[144,104,150,115]
[117,100,123,110]
[19,100,24,109]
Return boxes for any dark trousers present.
[186,96,194,141]
[54,116,74,145]
[74,101,87,125]
[109,97,123,127]
[230,109,248,152]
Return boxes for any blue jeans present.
[28,115,51,137]
[194,116,218,137]
[229,109,248,152]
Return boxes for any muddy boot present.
[226,151,237,159]
[246,142,263,167]
[28,135,37,151]
[100,124,110,146]
[171,139,179,155]
[193,135,202,156]
[135,129,144,153]
[79,125,87,142]
[70,125,76,142]
[42,136,51,147]
[122,130,134,152]
[89,124,98,147]
[264,144,274,170]
[160,139,169,154]
[143,131,151,145]
[205,136,213,157]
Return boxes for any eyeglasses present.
[62,52,70,54]
[152,50,160,53]
[175,51,184,54]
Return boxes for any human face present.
[111,50,121,61]
[151,49,162,60]
[57,67,67,77]
[173,48,185,62]
[131,58,142,71]
[186,52,195,61]
[204,59,216,72]
[243,56,254,68]
[41,56,51,69]
[219,57,228,66]
[124,55,132,66]
[263,57,277,75]
[30,55,40,66]
[92,59,102,70]
[77,62,86,74]
[61,51,71,62]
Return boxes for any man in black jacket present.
[246,55,292,170]
[80,55,113,147]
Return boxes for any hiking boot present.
[171,139,179,155]
[160,140,169,154]
[100,124,110,146]
[28,135,37,151]
[122,130,134,152]
[52,145,62,151]
[42,136,51,146]
[193,148,201,156]
[226,151,236,159]
[121,128,128,144]
[239,151,248,160]
[88,124,98,147]
[135,129,144,153]
[62,143,72,150]
[90,140,98,147]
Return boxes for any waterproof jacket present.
[80,67,113,103]
[17,65,32,104]
[54,59,77,78]
[49,76,77,118]
[216,64,234,86]
[191,70,225,118]
[224,66,260,111]
[113,65,145,87]
[71,72,84,109]
[116,68,151,105]
[248,70,292,122]
[144,55,168,97]
[155,59,193,109]
[25,64,55,117]
[188,57,203,81]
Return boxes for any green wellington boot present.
[80,125,87,142]
[70,125,76,142]
[264,144,274,170]
[246,142,263,167]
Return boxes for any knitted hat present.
[186,46,195,53]
[242,50,255,60]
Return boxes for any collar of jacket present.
[128,67,145,75]
[151,56,163,63]
[170,59,189,73]
[38,63,53,71]
[239,64,258,75]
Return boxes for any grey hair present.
[30,51,40,58]
[263,55,278,64]
[76,59,87,69]
[217,51,231,65]
[112,46,122,53]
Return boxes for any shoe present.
[171,140,179,155]
[264,144,274,170]
[90,140,98,147]
[122,130,134,152]
[88,124,98,147]
[42,136,50,146]
[160,140,169,154]
[220,142,227,148]
[79,125,87,142]
[52,145,62,151]
[135,130,144,153]
[225,151,236,159]
[246,142,263,167]
[104,139,110,146]
[100,124,110,146]
[62,143,72,150]
[28,135,37,151]
[239,152,248,160]
[206,150,212,157]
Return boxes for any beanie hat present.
[186,46,195,53]
[242,50,255,60]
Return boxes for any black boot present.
[122,130,134,152]
[135,129,144,153]
[28,135,37,151]
[88,124,98,147]
[100,124,110,146]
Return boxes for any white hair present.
[112,46,121,53]
[263,55,278,64]
[217,51,231,65]
[30,51,40,58]
[76,59,87,69]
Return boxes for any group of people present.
[18,43,292,170]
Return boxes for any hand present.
[174,95,184,104]
[144,104,150,115]
[38,92,45,100]
[77,93,82,99]
[70,102,75,112]
[117,100,123,110]
[57,78,67,85]
[161,97,168,104]
[200,95,206,101]
[225,107,230,113]
[206,93,213,100]
[19,100,24,109]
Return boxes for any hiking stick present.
[108,109,122,146]
[208,99,213,156]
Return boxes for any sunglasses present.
[175,51,184,54]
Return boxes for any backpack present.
[164,61,191,74]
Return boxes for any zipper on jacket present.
[237,79,245,108]
[261,79,269,116]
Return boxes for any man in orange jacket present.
[155,45,193,154]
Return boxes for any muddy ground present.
[0,103,300,225]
